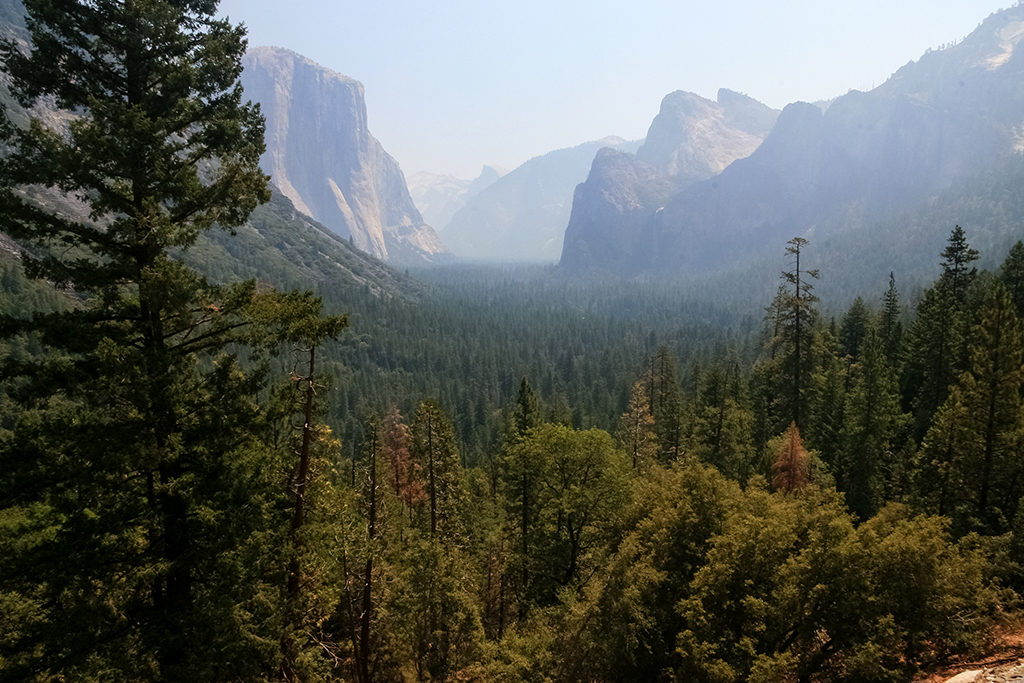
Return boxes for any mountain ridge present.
[559,4,1024,276]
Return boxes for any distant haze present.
[218,0,1009,178]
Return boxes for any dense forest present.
[3,2,1024,683]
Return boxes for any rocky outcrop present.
[443,137,642,262]
[407,165,508,231]
[635,89,778,183]
[559,90,778,274]
[559,148,676,275]
[240,46,449,265]
[560,5,1024,276]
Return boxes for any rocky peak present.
[635,90,779,183]
[559,148,676,275]
[241,46,449,265]
[466,165,509,199]
[717,88,780,138]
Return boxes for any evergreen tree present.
[647,346,684,461]
[806,327,848,474]
[838,297,871,361]
[280,336,347,681]
[505,424,629,606]
[940,225,980,306]
[999,240,1024,318]
[693,362,755,481]
[879,272,904,363]
[901,278,964,441]
[772,422,810,493]
[616,379,658,471]
[512,376,542,438]
[777,237,819,430]
[409,400,465,540]
[755,238,820,442]
[383,405,423,509]
[838,326,907,521]
[0,1,321,679]
[914,283,1024,535]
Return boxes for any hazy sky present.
[217,1,1011,179]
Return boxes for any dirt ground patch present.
[917,625,1024,682]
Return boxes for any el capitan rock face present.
[560,6,1024,276]
[240,46,449,265]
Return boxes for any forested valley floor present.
[6,223,1024,682]
[3,1,1024,680]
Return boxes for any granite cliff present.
[561,89,779,273]
[240,46,449,266]
[635,88,778,183]
[560,6,1024,276]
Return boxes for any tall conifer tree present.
[914,283,1024,534]
[839,326,907,520]
[0,1,337,678]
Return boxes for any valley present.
[2,1,1024,682]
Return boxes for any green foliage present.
[879,272,904,363]
[839,296,871,360]
[615,379,658,472]
[389,536,483,682]
[839,326,909,520]
[0,1,349,680]
[693,362,756,482]
[503,424,630,610]
[913,281,1024,535]
[677,487,1004,683]
[410,399,466,540]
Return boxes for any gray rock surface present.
[240,46,449,265]
[947,660,1024,682]
[559,148,676,275]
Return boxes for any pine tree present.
[999,240,1024,318]
[838,297,871,361]
[940,225,980,306]
[647,346,684,461]
[838,326,907,520]
[914,283,1024,534]
[902,277,964,441]
[0,2,337,678]
[383,406,423,509]
[772,422,810,494]
[958,283,1024,532]
[879,272,904,363]
[693,362,755,481]
[903,228,983,443]
[759,238,819,435]
[512,376,542,438]
[409,400,464,540]
[616,379,658,471]
[806,327,847,474]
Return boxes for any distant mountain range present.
[440,137,643,262]
[407,166,508,231]
[560,6,1024,278]
[430,89,779,263]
